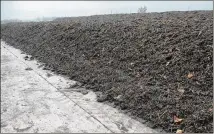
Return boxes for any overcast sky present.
[1,1,213,21]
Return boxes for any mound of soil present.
[1,11,213,133]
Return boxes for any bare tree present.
[138,6,147,13]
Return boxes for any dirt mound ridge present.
[1,11,213,133]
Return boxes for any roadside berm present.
[1,11,213,133]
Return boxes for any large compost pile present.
[1,11,213,133]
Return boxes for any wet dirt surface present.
[1,11,213,133]
[1,42,158,133]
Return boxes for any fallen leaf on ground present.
[187,73,194,78]
[174,115,183,123]
[176,129,183,133]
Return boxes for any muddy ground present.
[1,11,213,133]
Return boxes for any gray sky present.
[1,1,213,21]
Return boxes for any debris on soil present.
[173,115,183,124]
[97,95,108,102]
[25,67,33,71]
[68,82,82,88]
[24,56,29,60]
[176,129,183,133]
[187,72,194,79]
[42,67,49,70]
[1,11,213,133]
[96,92,108,102]
[38,64,44,68]
[24,55,34,61]
[46,73,53,77]
[80,90,88,95]
[74,88,89,95]
[64,88,88,95]
[114,95,123,102]
[29,56,34,60]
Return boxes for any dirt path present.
[1,41,158,133]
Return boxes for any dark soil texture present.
[1,11,213,133]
